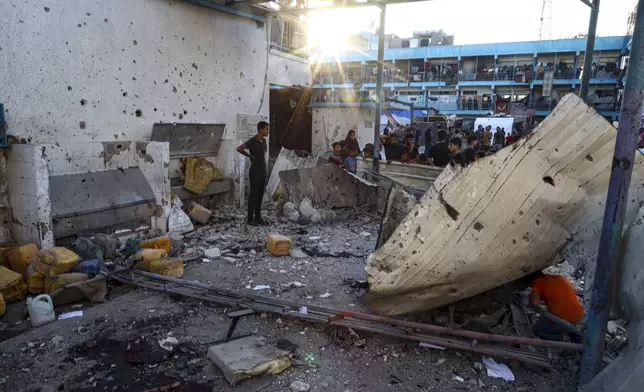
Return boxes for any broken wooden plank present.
[365,93,644,315]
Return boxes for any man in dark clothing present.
[448,137,465,167]
[493,126,505,150]
[463,135,478,165]
[428,129,450,167]
[237,121,270,226]
[402,134,419,162]
[385,134,404,161]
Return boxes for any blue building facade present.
[310,36,630,120]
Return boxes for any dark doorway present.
[269,85,313,158]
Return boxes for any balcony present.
[457,100,494,111]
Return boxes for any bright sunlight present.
[307,8,379,54]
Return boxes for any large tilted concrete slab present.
[365,93,644,315]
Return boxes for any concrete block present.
[207,336,291,386]
[279,164,386,210]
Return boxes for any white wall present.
[7,145,53,248]
[0,0,311,234]
[268,50,312,87]
[0,0,310,143]
[311,107,376,155]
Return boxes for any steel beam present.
[185,0,266,23]
[580,0,644,385]
[579,0,600,102]
[373,6,386,173]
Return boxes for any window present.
[270,16,307,57]
[462,90,478,95]
[420,38,429,47]
[402,40,410,48]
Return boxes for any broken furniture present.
[7,142,170,248]
[151,123,233,207]
[366,94,644,315]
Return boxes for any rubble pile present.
[281,198,337,224]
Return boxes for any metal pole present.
[579,0,600,103]
[580,0,644,385]
[373,6,386,173]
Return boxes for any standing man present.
[236,121,270,226]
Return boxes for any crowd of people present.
[328,123,528,173]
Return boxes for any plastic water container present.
[27,294,55,327]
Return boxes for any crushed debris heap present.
[365,93,644,315]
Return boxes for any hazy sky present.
[308,0,636,49]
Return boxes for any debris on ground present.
[158,335,179,351]
[208,336,292,386]
[483,356,515,381]
[27,294,55,327]
[267,234,292,256]
[168,197,194,234]
[188,202,212,224]
[289,380,310,391]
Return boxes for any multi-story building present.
[311,35,630,121]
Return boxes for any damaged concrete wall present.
[268,50,312,87]
[265,148,318,202]
[7,142,170,247]
[7,145,54,248]
[365,94,644,316]
[0,150,12,243]
[279,164,386,210]
[43,142,171,236]
[311,108,376,155]
[0,1,309,144]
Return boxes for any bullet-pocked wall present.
[0,1,310,144]
[311,107,376,155]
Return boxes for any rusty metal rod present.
[336,310,583,351]
[111,271,551,367]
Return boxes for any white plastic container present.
[27,294,55,327]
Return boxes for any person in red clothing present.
[529,271,583,341]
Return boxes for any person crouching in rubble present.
[236,121,270,226]
[528,271,583,342]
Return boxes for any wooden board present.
[365,93,644,315]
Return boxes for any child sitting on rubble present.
[526,271,583,342]
[328,142,344,167]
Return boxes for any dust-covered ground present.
[0,209,583,392]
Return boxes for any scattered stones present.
[289,247,308,259]
[290,381,310,392]
[473,361,484,371]
[607,320,619,335]
[283,202,300,222]
[452,376,465,382]
[204,247,221,259]
[319,293,331,299]
[223,257,237,263]
[359,231,372,237]
[50,335,64,346]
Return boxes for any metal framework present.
[581,0,644,385]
